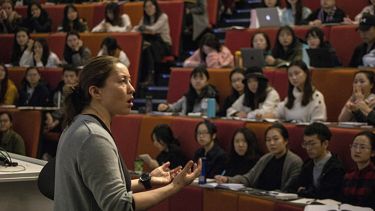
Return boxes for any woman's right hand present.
[214,175,228,184]
[157,103,169,112]
[27,39,34,51]
[172,160,201,189]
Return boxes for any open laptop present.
[241,48,265,68]
[306,48,335,68]
[255,8,281,28]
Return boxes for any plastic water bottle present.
[201,98,208,116]
[198,157,207,184]
[207,98,216,118]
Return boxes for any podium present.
[0,152,53,211]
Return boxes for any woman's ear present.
[88,85,102,99]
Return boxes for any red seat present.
[0,34,14,64]
[169,186,203,211]
[212,119,246,152]
[336,0,368,19]
[48,32,66,59]
[269,68,288,100]
[41,68,63,90]
[284,124,308,161]
[207,0,219,26]
[159,0,184,57]
[111,114,143,169]
[44,5,65,32]
[329,25,362,66]
[203,189,238,211]
[170,116,203,160]
[245,122,273,154]
[167,68,191,103]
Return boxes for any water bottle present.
[145,95,153,114]
[207,98,216,118]
[198,157,207,184]
[235,51,243,68]
[201,98,208,116]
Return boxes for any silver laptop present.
[256,8,281,28]
[241,48,265,68]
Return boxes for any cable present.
[0,147,18,167]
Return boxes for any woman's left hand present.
[150,162,182,186]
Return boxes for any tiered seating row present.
[110,114,368,211]
[224,25,362,66]
[0,32,142,87]
[168,67,357,122]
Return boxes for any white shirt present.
[19,50,61,67]
[92,14,132,32]
[274,88,327,122]
[97,49,130,68]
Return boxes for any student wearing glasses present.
[341,131,375,209]
[296,123,345,199]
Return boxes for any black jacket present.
[18,82,50,107]
[349,42,375,67]
[296,154,345,200]
[193,143,227,178]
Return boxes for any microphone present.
[0,147,18,167]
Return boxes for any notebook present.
[241,48,265,68]
[307,48,335,68]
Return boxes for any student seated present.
[0,112,25,155]
[350,14,375,67]
[222,127,262,176]
[97,36,130,68]
[226,66,280,118]
[296,122,345,199]
[11,27,31,67]
[304,0,346,26]
[62,31,92,67]
[218,68,245,117]
[338,70,375,124]
[354,0,375,23]
[138,124,187,170]
[18,67,49,107]
[281,0,311,26]
[183,33,234,68]
[92,3,131,32]
[193,120,227,178]
[157,65,218,115]
[303,27,340,67]
[270,26,303,67]
[215,123,303,192]
[263,60,327,122]
[20,2,52,33]
[250,32,275,66]
[0,0,22,33]
[0,64,18,105]
[58,4,88,33]
[19,37,61,68]
[341,131,375,209]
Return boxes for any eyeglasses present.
[350,144,372,151]
[301,142,318,149]
[196,131,210,136]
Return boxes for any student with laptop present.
[296,122,345,200]
[250,0,283,28]
[250,32,275,66]
[303,0,346,26]
[303,27,340,67]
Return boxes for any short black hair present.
[304,122,332,142]
[195,119,217,141]
[265,123,289,141]
[0,112,13,122]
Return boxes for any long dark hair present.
[285,60,314,109]
[143,0,162,25]
[272,26,300,60]
[230,127,262,160]
[184,66,217,114]
[62,4,82,32]
[151,124,181,150]
[251,32,271,51]
[286,0,304,25]
[0,64,9,104]
[261,0,280,7]
[63,31,83,64]
[64,56,120,126]
[243,67,269,110]
[33,38,50,66]
[353,131,375,164]
[27,2,50,23]
[105,2,124,27]
[229,68,245,98]
[199,33,222,63]
[101,36,121,56]
[11,27,30,66]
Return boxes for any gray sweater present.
[54,115,133,211]
[227,150,303,192]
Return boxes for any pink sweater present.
[183,46,234,68]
